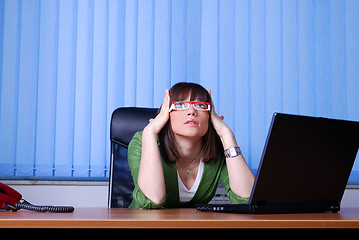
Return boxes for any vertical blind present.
[0,0,358,182]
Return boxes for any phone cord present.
[16,199,74,213]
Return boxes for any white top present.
[177,160,204,203]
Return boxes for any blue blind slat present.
[35,0,58,176]
[16,0,40,176]
[218,0,234,129]
[153,0,171,107]
[346,0,359,121]
[73,0,94,177]
[233,0,250,166]
[136,0,154,107]
[0,0,21,176]
[54,0,77,176]
[170,0,187,87]
[123,0,137,107]
[91,0,109,177]
[199,0,219,100]
[0,0,358,182]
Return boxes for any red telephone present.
[0,182,74,212]
[0,182,22,210]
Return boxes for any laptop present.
[196,113,359,214]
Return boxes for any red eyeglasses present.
[169,101,211,112]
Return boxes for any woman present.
[128,82,255,208]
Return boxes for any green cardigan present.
[127,131,250,209]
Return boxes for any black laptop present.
[196,113,359,214]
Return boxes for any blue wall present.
[0,0,358,180]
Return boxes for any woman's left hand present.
[207,90,255,198]
[207,89,234,140]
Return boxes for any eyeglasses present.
[169,101,211,112]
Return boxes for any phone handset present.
[0,182,74,213]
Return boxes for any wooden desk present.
[1,208,359,229]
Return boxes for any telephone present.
[0,182,74,213]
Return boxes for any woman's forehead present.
[174,88,206,102]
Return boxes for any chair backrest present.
[108,107,158,208]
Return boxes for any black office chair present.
[108,107,158,208]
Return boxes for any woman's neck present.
[173,134,203,164]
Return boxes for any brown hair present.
[158,82,224,163]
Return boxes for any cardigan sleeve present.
[219,157,250,204]
[127,131,166,209]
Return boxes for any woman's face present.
[169,95,210,140]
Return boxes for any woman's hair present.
[158,82,224,163]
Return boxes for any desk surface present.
[1,208,359,229]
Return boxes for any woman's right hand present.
[139,89,169,204]
[144,89,171,135]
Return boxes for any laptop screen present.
[250,113,359,205]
